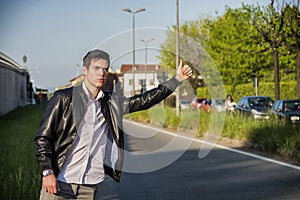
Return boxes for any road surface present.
[96,120,300,200]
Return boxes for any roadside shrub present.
[249,120,300,159]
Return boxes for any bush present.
[248,120,300,160]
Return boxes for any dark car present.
[190,97,207,110]
[271,99,300,125]
[180,99,192,110]
[236,96,274,119]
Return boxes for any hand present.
[42,174,59,194]
[175,59,193,82]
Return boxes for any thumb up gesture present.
[175,59,193,82]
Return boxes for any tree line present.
[159,0,300,100]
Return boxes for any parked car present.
[211,98,226,112]
[236,96,274,119]
[190,97,207,110]
[180,99,192,110]
[271,99,300,125]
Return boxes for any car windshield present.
[249,97,273,107]
[283,101,300,112]
[181,100,191,104]
[214,99,225,105]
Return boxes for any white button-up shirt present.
[58,83,109,185]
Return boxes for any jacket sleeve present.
[33,91,64,171]
[125,76,181,114]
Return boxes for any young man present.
[34,49,192,199]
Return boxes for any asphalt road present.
[96,120,300,200]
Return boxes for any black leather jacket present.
[34,76,180,182]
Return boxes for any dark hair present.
[227,94,233,102]
[82,49,110,68]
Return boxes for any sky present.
[0,0,274,91]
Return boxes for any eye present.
[93,66,108,72]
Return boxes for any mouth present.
[97,78,104,83]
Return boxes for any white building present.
[0,52,32,116]
[120,64,168,97]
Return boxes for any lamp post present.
[175,0,180,115]
[140,38,154,93]
[122,8,146,94]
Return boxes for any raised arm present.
[125,60,192,113]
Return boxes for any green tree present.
[158,2,295,98]
[158,19,212,91]
[282,1,300,98]
[251,0,289,100]
[205,5,273,86]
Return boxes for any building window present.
[149,79,155,85]
[139,79,146,86]
[129,79,133,86]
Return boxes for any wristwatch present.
[42,169,54,177]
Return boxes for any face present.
[83,58,109,89]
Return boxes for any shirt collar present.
[82,82,104,101]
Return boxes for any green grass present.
[0,105,44,200]
[125,104,203,132]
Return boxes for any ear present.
[82,66,88,76]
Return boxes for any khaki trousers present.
[39,181,97,200]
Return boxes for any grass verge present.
[0,105,44,200]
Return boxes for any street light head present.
[122,8,132,13]
[140,38,155,43]
[136,8,146,13]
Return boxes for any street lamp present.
[122,7,146,94]
[175,0,180,115]
[140,38,154,93]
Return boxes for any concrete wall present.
[0,53,30,116]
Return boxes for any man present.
[34,49,192,199]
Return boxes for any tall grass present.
[125,105,205,132]
[248,119,300,159]
[0,105,44,200]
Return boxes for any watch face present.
[43,169,53,176]
[43,170,48,176]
